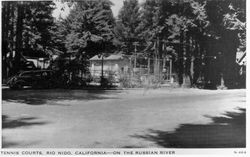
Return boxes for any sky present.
[52,0,144,19]
[110,0,124,17]
[110,0,144,17]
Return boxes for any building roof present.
[89,55,103,61]
[106,54,124,60]
[89,54,126,61]
[236,51,246,66]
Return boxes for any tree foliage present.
[114,0,141,54]
[63,0,115,57]
[2,1,55,77]
[132,0,245,88]
[49,0,116,81]
[2,0,246,88]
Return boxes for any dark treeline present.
[2,0,246,89]
[2,1,55,76]
[117,0,245,88]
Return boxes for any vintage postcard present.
[0,0,247,156]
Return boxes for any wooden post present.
[140,65,142,76]
[190,56,194,86]
[163,57,166,80]
[134,55,136,69]
[170,58,173,83]
[163,57,166,72]
[147,58,150,75]
[130,57,133,76]
[133,42,139,70]
[101,54,104,79]
[158,58,161,79]
[154,57,157,76]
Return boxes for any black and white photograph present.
[0,0,247,155]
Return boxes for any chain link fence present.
[90,57,177,88]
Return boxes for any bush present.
[141,75,162,89]
[119,75,143,88]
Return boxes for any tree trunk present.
[178,30,184,85]
[182,30,190,87]
[185,32,192,87]
[10,2,15,53]
[2,2,7,81]
[222,30,239,89]
[13,2,25,74]
[2,2,12,80]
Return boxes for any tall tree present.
[137,0,169,76]
[114,0,141,54]
[204,0,246,88]
[50,0,116,79]
[22,1,55,53]
[136,0,245,88]
[2,1,56,78]
[64,0,115,57]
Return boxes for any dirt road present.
[2,88,246,148]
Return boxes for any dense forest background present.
[2,0,246,88]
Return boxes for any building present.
[24,57,50,69]
[236,51,246,66]
[89,54,131,79]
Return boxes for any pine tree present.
[64,0,115,57]
[114,0,141,54]
[50,0,116,79]
[2,1,56,77]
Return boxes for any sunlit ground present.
[2,88,246,148]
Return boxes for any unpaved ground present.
[2,88,246,148]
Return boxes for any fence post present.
[158,58,161,80]
[163,57,166,71]
[170,58,173,83]
[130,57,133,76]
[134,55,137,70]
[163,57,166,80]
[147,58,150,75]
[140,65,142,76]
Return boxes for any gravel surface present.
[2,88,246,148]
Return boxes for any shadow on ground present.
[2,137,19,148]
[2,89,121,105]
[2,115,48,129]
[2,115,48,148]
[131,108,246,148]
